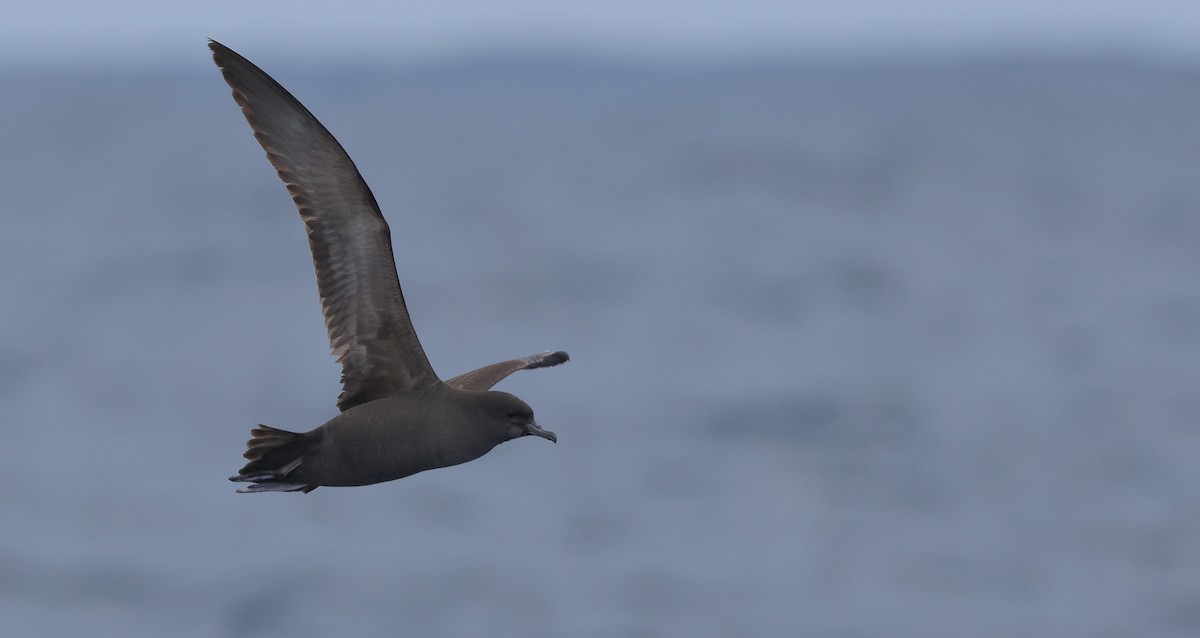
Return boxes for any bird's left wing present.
[446,351,569,391]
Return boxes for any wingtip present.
[208,40,228,69]
[526,350,569,369]
[207,39,241,68]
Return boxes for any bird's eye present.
[505,409,518,419]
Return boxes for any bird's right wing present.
[210,40,442,411]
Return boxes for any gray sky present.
[9,0,1200,65]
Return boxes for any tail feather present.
[231,424,320,493]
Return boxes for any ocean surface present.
[1,54,1198,637]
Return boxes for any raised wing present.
[210,40,441,410]
[446,351,569,391]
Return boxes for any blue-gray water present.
[2,55,1199,637]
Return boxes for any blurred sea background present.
[2,3,1200,637]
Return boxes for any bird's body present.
[252,389,519,489]
[208,40,567,493]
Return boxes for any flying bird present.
[209,40,568,493]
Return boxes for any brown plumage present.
[210,40,567,493]
[445,350,570,391]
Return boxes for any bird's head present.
[479,391,557,443]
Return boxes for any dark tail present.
[230,425,321,493]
